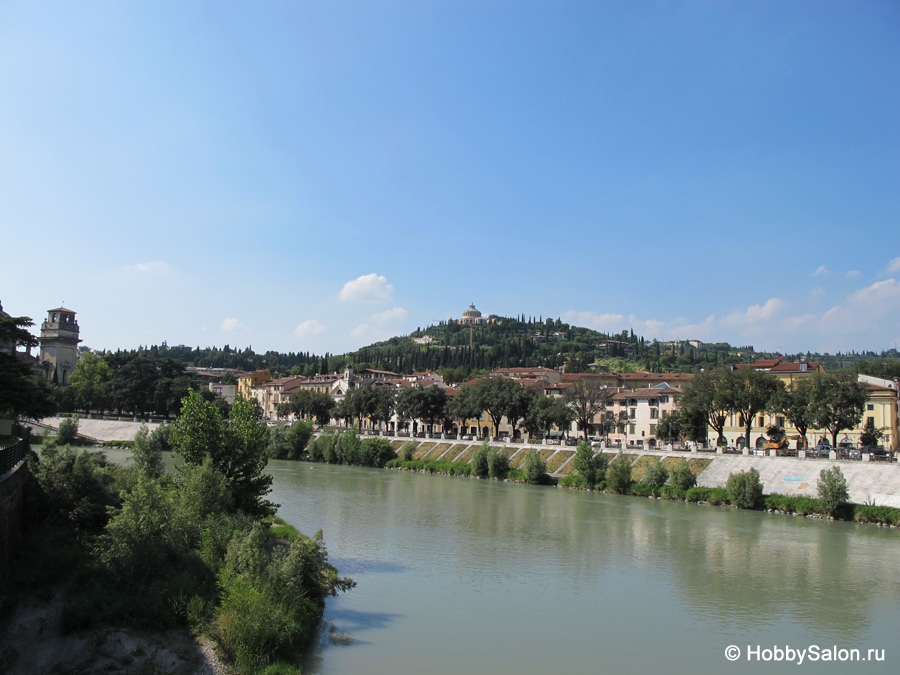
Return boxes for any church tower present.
[39,307,81,384]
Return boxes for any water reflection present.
[266,461,899,675]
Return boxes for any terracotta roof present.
[617,372,692,381]
[612,387,682,401]
[359,368,399,376]
[491,367,558,375]
[769,362,822,373]
[750,359,782,368]
[48,307,75,313]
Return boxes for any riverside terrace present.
[22,418,900,508]
[351,431,900,508]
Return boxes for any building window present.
[629,424,636,435]
[650,409,659,419]
[650,424,657,436]
[758,415,765,427]
[629,409,636,419]
[776,416,785,428]
[867,404,874,411]
[659,395,668,403]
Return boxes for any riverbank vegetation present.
[1,392,353,674]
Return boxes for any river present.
[265,461,900,674]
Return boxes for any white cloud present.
[722,298,783,327]
[560,310,625,332]
[812,265,829,277]
[338,273,394,304]
[351,323,371,338]
[845,270,860,279]
[888,257,900,274]
[221,318,247,333]
[372,307,408,324]
[123,261,173,274]
[294,319,327,337]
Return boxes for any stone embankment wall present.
[360,434,900,508]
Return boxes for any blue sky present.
[2,1,898,357]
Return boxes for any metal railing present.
[0,439,27,476]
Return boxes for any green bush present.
[669,460,697,491]
[522,449,547,485]
[487,448,509,480]
[267,421,314,460]
[817,465,849,517]
[606,452,632,494]
[685,487,729,505]
[471,442,490,478]
[132,424,164,478]
[572,441,599,487]
[57,417,80,445]
[30,446,116,530]
[642,461,669,491]
[629,481,653,496]
[763,494,821,516]
[359,438,397,467]
[726,468,763,509]
[853,505,900,526]
[558,475,587,489]
[398,441,418,462]
[657,485,686,500]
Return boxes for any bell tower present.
[40,306,81,384]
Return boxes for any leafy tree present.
[396,385,447,434]
[859,417,883,448]
[524,394,574,439]
[655,410,683,444]
[606,452,632,494]
[172,390,275,517]
[811,372,867,448]
[773,378,816,451]
[398,440,417,461]
[725,468,763,509]
[487,447,509,479]
[267,420,314,460]
[669,460,697,491]
[0,312,56,421]
[57,417,80,445]
[468,377,532,439]
[446,385,482,435]
[371,386,397,432]
[68,352,111,414]
[642,461,669,491]
[572,441,599,487]
[472,441,490,477]
[132,424,165,477]
[564,378,611,439]
[721,368,782,449]
[817,466,849,516]
[680,368,731,446]
[522,449,547,484]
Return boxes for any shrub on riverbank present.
[817,466,849,517]
[606,453,632,494]
[685,487,729,505]
[853,505,900,526]
[7,402,354,674]
[726,468,763,509]
[385,458,473,476]
[668,460,697,491]
[308,429,397,468]
[764,494,822,516]
[522,450,548,484]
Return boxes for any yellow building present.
[237,370,270,400]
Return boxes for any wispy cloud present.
[294,319,327,337]
[339,273,394,304]
[887,257,900,274]
[123,261,173,274]
[372,307,408,324]
[811,265,829,277]
[845,270,860,278]
[221,318,247,333]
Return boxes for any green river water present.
[264,461,900,675]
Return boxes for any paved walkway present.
[33,417,164,443]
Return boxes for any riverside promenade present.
[26,419,900,508]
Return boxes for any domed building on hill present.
[459,303,486,326]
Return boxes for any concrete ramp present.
[696,456,900,508]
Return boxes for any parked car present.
[848,447,862,460]
[810,442,832,458]
[590,438,603,448]
[565,437,578,446]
